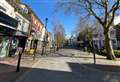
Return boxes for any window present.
[110,30,114,35]
[112,40,116,43]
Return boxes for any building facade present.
[92,26,117,50]
[114,16,120,49]
[0,0,49,57]
[25,12,46,53]
[0,0,18,57]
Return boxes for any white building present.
[93,26,117,49]
[114,16,120,25]
[0,0,15,18]
[114,16,120,49]
[0,0,18,57]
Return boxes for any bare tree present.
[56,0,120,60]
[52,19,65,50]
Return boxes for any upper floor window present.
[110,30,115,35]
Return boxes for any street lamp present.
[41,18,48,56]
[45,18,48,29]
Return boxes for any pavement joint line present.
[15,59,40,82]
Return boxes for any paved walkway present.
[16,49,120,82]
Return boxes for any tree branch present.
[86,1,104,25]
[108,0,119,14]
[104,0,108,26]
[94,0,105,8]
[107,0,120,28]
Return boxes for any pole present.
[44,18,48,56]
[92,41,96,64]
[41,45,44,56]
[93,51,96,64]
[33,48,36,60]
[16,47,23,72]
[33,39,38,60]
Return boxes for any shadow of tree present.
[68,62,120,82]
[0,61,120,82]
[0,63,29,82]
[82,63,120,72]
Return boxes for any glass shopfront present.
[0,11,18,57]
[0,36,10,57]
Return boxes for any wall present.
[0,0,15,18]
[30,13,45,40]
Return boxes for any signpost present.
[16,47,23,72]
[92,41,96,64]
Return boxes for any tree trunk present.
[104,30,116,60]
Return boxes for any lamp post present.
[45,18,48,29]
[41,18,48,56]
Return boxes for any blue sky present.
[21,0,78,38]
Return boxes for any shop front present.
[9,31,28,56]
[0,11,18,57]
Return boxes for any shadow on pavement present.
[0,63,29,82]
[16,63,120,82]
[68,62,120,82]
[0,62,120,82]
[68,62,120,73]
[82,63,120,72]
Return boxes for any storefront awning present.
[0,25,16,36]
[0,23,16,30]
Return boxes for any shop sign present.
[0,11,18,28]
